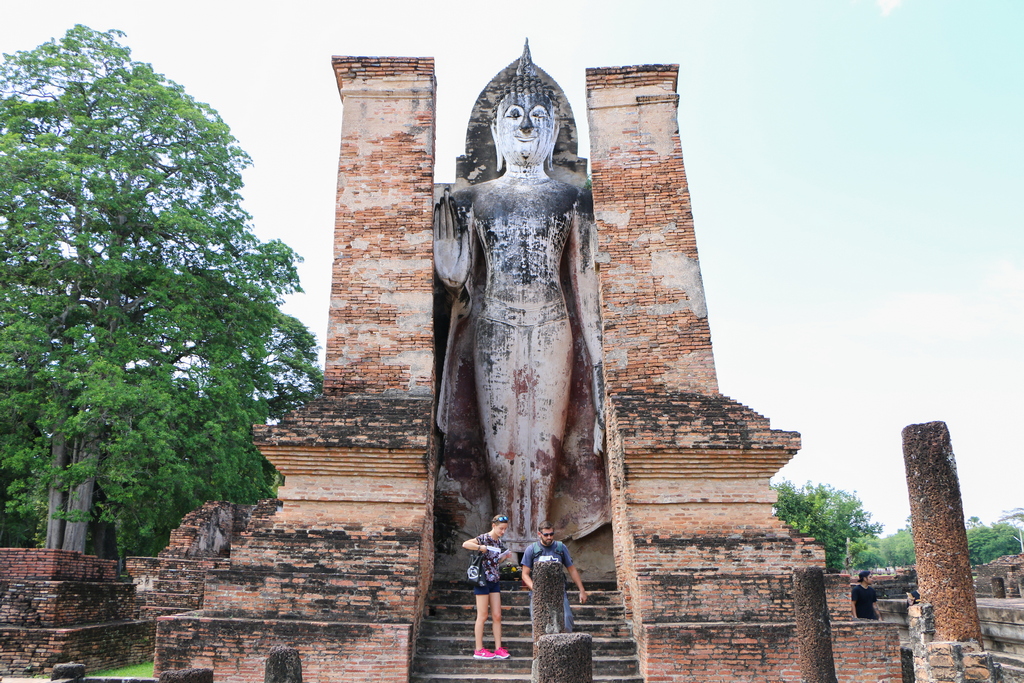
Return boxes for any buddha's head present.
[492,41,559,172]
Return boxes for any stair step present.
[410,675,642,683]
[415,635,636,657]
[413,654,638,675]
[420,617,631,634]
[427,603,624,619]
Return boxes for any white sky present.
[3,0,1021,535]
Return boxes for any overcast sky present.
[3,0,1021,536]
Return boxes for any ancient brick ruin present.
[126,501,256,619]
[975,554,1024,599]
[0,548,154,676]
[149,52,902,682]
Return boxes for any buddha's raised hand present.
[433,187,472,290]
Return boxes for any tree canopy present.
[0,25,321,557]
[771,479,882,571]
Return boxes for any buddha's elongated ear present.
[491,119,504,173]
[546,118,560,172]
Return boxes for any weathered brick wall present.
[323,56,436,395]
[0,580,135,626]
[974,553,1024,598]
[0,548,116,582]
[155,617,411,683]
[638,621,899,683]
[124,556,230,618]
[202,522,425,622]
[586,64,717,396]
[832,621,902,682]
[160,501,254,559]
[0,620,155,677]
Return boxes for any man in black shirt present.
[851,570,880,619]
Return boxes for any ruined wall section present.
[587,64,716,396]
[0,549,154,676]
[324,57,436,396]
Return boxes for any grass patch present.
[91,662,155,677]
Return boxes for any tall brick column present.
[154,58,437,683]
[585,65,900,683]
[323,57,436,396]
[902,421,982,643]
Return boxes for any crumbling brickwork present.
[323,57,436,395]
[0,548,116,582]
[156,618,411,683]
[0,549,153,677]
[160,501,254,560]
[975,554,1024,598]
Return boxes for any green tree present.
[860,527,915,569]
[966,523,1021,566]
[999,508,1024,555]
[0,25,322,557]
[772,480,883,571]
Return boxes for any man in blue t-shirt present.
[521,521,588,632]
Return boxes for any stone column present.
[793,567,838,683]
[902,421,982,643]
[992,578,1006,599]
[265,645,302,683]
[535,633,593,683]
[158,670,213,683]
[532,561,566,647]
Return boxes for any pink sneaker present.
[493,647,510,659]
[473,648,495,659]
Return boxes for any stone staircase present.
[411,580,642,682]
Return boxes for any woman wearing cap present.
[462,514,513,659]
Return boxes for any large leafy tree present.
[772,479,883,571]
[966,523,1022,566]
[859,526,916,569]
[0,25,321,557]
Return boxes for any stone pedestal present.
[535,633,593,683]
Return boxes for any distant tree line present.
[855,516,1022,569]
[772,480,1022,571]
[0,26,322,558]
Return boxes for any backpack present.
[530,541,566,562]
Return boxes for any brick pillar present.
[324,57,436,395]
[586,65,716,396]
[532,561,567,650]
[793,566,838,683]
[902,421,982,643]
[256,57,437,528]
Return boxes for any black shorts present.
[473,581,501,595]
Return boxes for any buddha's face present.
[492,92,558,170]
